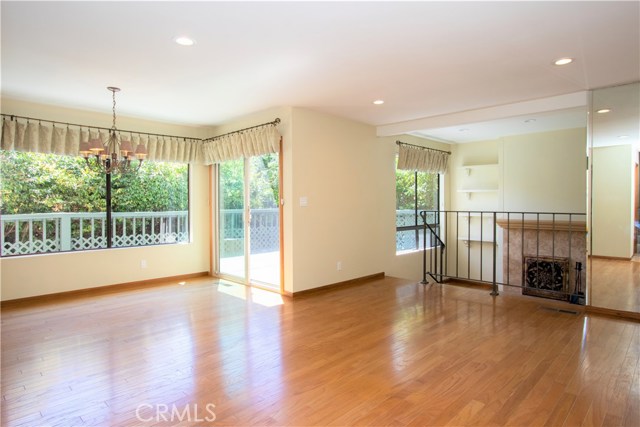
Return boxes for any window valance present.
[0,116,282,165]
[201,124,280,164]
[397,141,450,174]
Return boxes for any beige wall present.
[288,108,388,291]
[1,98,211,300]
[213,107,450,289]
[592,144,635,258]
[502,128,586,213]
[449,128,586,213]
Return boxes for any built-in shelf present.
[457,163,499,200]
[460,163,499,175]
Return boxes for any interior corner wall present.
[215,109,451,291]
[0,98,211,301]
[592,144,634,258]
[289,108,392,291]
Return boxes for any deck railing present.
[219,208,280,256]
[1,211,189,256]
[1,208,282,257]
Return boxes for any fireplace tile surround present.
[497,220,587,299]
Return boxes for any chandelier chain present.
[112,90,116,130]
[111,88,118,131]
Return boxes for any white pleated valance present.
[1,119,203,164]
[1,118,282,165]
[397,143,450,174]
[201,124,280,164]
[133,134,202,164]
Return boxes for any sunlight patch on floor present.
[217,280,283,307]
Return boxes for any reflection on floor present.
[590,257,640,313]
[2,276,639,426]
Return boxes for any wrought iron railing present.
[420,210,587,304]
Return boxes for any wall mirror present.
[589,81,640,314]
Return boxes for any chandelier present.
[79,87,147,174]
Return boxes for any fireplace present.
[497,218,587,302]
[522,256,570,301]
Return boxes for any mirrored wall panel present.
[589,81,640,313]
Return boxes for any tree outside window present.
[396,160,439,253]
[0,150,188,256]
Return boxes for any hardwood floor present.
[590,257,640,313]
[1,276,639,426]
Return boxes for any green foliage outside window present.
[0,150,188,214]
[219,153,279,210]
[396,169,439,212]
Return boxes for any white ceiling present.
[1,1,639,139]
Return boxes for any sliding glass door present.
[218,153,281,289]
[219,158,246,280]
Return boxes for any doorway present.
[217,152,282,291]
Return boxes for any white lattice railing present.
[1,211,188,256]
[3,208,435,256]
[219,208,280,257]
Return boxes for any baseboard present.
[586,305,640,322]
[590,255,633,261]
[292,272,385,297]
[0,272,211,309]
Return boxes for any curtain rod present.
[1,113,201,142]
[396,140,451,154]
[203,118,281,142]
[1,114,282,144]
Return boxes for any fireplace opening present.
[522,256,570,301]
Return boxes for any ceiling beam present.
[376,91,589,137]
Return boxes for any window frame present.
[0,150,190,257]
[395,167,441,254]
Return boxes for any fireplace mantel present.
[496,219,586,232]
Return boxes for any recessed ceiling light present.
[618,135,629,139]
[596,108,611,114]
[373,99,384,105]
[175,36,195,46]
[458,128,470,132]
[524,119,536,123]
[553,57,573,66]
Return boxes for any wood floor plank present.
[2,276,639,426]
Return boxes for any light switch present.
[299,196,308,207]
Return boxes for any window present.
[396,160,439,253]
[0,150,189,256]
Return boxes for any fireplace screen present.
[522,256,570,301]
